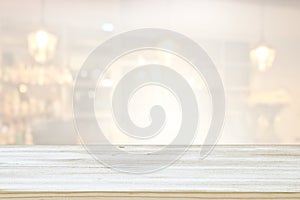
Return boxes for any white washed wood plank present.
[1,191,300,199]
[0,145,299,194]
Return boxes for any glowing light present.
[250,44,276,71]
[101,78,113,87]
[28,30,57,63]
[101,23,114,32]
[138,57,146,66]
[19,84,28,93]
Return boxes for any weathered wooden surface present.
[0,145,300,199]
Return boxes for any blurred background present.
[0,0,299,145]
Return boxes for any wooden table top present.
[1,145,300,199]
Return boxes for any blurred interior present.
[0,0,300,145]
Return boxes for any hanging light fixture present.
[250,0,276,72]
[250,44,276,72]
[28,0,57,63]
[28,30,57,63]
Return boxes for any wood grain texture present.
[0,145,300,199]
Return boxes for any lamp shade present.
[250,44,276,71]
[28,30,57,63]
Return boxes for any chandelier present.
[250,1,276,72]
[28,0,57,63]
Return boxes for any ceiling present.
[0,0,299,67]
